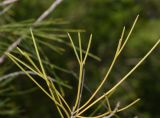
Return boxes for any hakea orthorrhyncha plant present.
[7,15,160,118]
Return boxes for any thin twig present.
[0,4,12,15]
[103,102,120,118]
[0,0,63,64]
[33,0,63,26]
[0,0,18,6]
[76,39,160,116]
[0,71,36,81]
[0,37,22,64]
[76,65,85,113]
[0,70,56,82]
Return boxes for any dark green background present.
[0,0,160,118]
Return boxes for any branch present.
[0,71,56,82]
[0,37,22,64]
[0,71,36,81]
[0,0,18,6]
[0,4,12,15]
[33,0,63,26]
[103,102,120,118]
[0,0,63,64]
[76,65,85,113]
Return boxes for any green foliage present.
[7,16,160,117]
[0,0,160,118]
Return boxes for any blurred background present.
[0,0,160,118]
